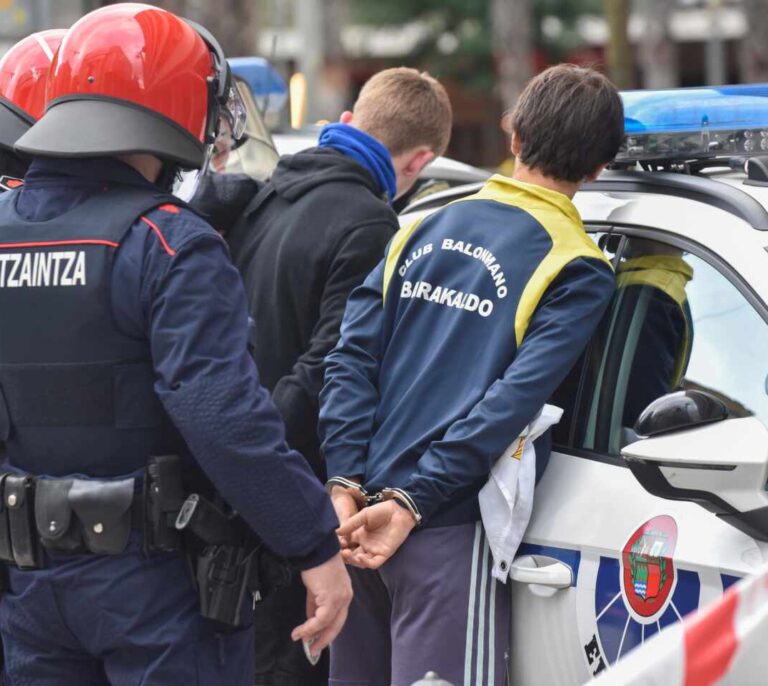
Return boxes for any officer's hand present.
[330,486,360,549]
[336,501,417,570]
[292,552,353,658]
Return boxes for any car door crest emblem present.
[584,512,703,668]
[621,515,678,618]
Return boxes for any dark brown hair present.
[353,67,453,157]
[510,64,624,182]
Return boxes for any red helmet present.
[15,3,245,169]
[0,29,65,151]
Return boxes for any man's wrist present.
[326,476,367,508]
[379,488,422,526]
[387,500,418,532]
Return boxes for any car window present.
[550,231,618,447]
[570,235,768,456]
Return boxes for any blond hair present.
[353,67,453,157]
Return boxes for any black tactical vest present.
[0,186,186,477]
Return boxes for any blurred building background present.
[2,0,768,166]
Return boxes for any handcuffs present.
[325,476,423,526]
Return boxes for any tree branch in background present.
[602,0,633,89]
[491,0,533,111]
[739,0,768,83]
[637,0,677,89]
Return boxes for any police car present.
[400,84,768,685]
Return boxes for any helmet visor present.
[223,83,247,141]
[210,115,237,172]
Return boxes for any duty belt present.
[0,455,231,568]
[0,456,293,628]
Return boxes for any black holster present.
[195,544,255,628]
[176,492,293,628]
[194,542,293,628]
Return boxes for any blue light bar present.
[618,83,768,162]
[228,57,288,115]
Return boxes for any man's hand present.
[330,486,361,549]
[336,500,417,570]
[292,552,353,659]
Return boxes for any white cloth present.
[479,404,563,582]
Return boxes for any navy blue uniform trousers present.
[0,537,252,685]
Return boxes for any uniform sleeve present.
[273,221,392,469]
[139,220,339,569]
[404,257,616,523]
[318,258,387,480]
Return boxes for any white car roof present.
[402,166,768,230]
[399,166,768,309]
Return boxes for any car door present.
[509,228,768,685]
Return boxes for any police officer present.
[0,5,351,685]
[0,29,65,189]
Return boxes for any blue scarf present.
[318,123,397,202]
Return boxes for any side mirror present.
[623,412,768,541]
[634,390,728,437]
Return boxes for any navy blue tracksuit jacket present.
[320,174,616,527]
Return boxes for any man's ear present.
[339,110,354,125]
[585,164,606,182]
[402,147,436,179]
[510,131,522,156]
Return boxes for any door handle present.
[509,555,573,589]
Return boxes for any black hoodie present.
[227,147,398,475]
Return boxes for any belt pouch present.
[0,474,13,563]
[35,479,85,553]
[69,478,135,555]
[5,475,41,569]
[144,455,184,552]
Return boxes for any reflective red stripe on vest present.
[0,239,119,249]
[140,215,176,256]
